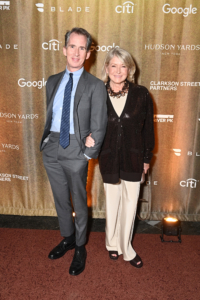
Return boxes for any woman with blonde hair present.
[86,47,154,267]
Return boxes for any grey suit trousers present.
[43,132,88,246]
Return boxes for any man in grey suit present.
[40,28,107,276]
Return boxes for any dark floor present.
[0,214,200,235]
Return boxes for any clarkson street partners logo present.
[35,3,90,13]
[180,179,199,188]
[150,81,200,91]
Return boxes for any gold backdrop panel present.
[0,0,200,220]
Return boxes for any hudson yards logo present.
[18,78,47,89]
[0,112,39,120]
[1,144,19,150]
[145,44,200,51]
[42,39,61,51]
[90,43,119,52]
[154,115,174,123]
[0,1,10,10]
[162,4,197,17]
[35,3,90,13]
[180,179,199,188]
[115,1,135,13]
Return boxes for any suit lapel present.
[73,69,88,145]
[46,71,65,122]
[74,69,88,112]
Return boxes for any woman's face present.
[106,56,128,86]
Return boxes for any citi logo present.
[154,115,174,123]
[0,1,10,10]
[115,1,135,13]
[173,149,181,156]
[90,43,119,52]
[42,39,61,51]
[35,3,44,12]
[162,4,197,17]
[180,179,199,188]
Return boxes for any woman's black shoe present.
[130,254,143,268]
[109,251,119,260]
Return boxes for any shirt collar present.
[66,67,84,77]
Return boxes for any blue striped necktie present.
[59,73,73,148]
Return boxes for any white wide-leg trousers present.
[104,180,140,261]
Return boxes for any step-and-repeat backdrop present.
[0,0,200,220]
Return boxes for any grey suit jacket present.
[40,69,107,159]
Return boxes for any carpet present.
[0,228,200,300]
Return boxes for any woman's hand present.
[85,133,95,148]
[143,163,149,174]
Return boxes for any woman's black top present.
[99,82,155,184]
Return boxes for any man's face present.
[63,33,91,72]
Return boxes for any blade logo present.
[0,44,18,50]
[154,115,174,122]
[180,179,199,188]
[35,3,89,13]
[0,1,10,10]
[172,149,200,157]
[173,149,181,156]
[42,39,61,51]
[115,1,135,13]
[35,3,44,12]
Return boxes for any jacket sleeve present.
[84,80,107,159]
[143,90,155,163]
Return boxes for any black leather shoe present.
[48,238,75,260]
[69,248,87,276]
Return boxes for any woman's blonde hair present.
[102,47,136,83]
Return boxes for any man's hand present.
[143,163,149,174]
[85,133,95,148]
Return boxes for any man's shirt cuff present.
[84,154,91,161]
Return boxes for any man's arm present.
[84,80,107,159]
